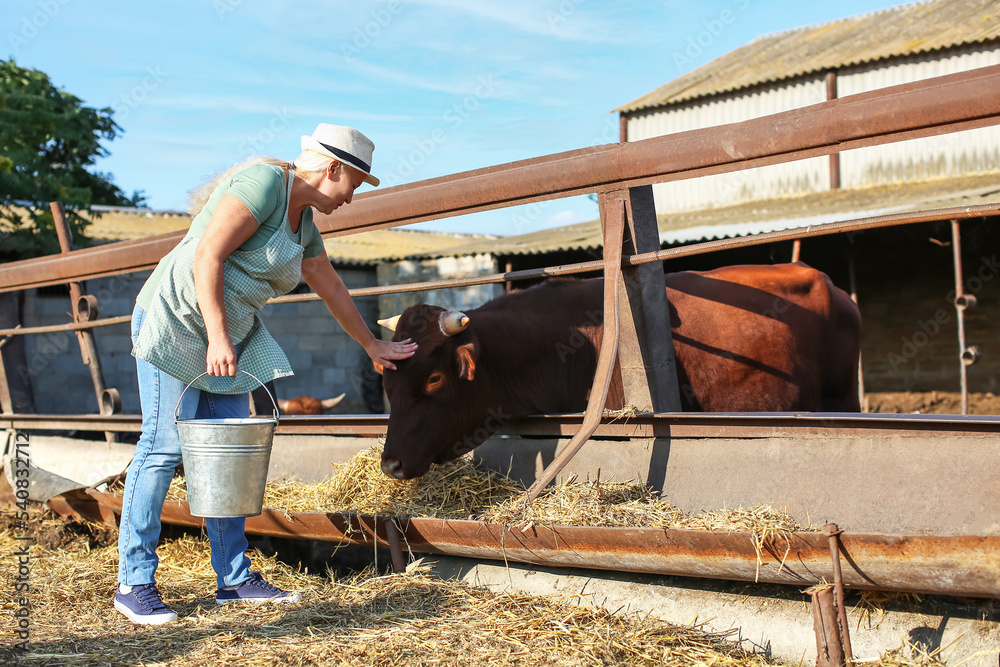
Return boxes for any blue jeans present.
[118,304,252,589]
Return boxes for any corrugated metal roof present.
[616,0,1000,113]
[406,172,1000,258]
[84,209,192,241]
[321,229,495,265]
[85,211,486,266]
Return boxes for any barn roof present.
[616,0,1000,113]
[403,172,1000,259]
[83,209,489,266]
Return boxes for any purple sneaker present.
[216,571,302,605]
[114,583,178,625]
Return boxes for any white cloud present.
[129,93,412,122]
[406,0,616,43]
[547,210,584,225]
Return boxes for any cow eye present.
[426,372,444,392]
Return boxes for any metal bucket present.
[174,370,278,518]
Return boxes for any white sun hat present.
[300,123,380,187]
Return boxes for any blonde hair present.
[294,149,338,173]
[185,150,339,215]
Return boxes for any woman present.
[115,124,416,624]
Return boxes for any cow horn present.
[439,311,470,336]
[377,315,400,331]
[321,394,346,410]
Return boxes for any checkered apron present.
[132,169,304,394]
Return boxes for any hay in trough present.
[480,474,685,529]
[160,444,813,558]
[165,444,524,519]
[0,505,783,666]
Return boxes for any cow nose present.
[381,458,404,479]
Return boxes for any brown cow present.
[376,263,861,479]
[277,395,345,415]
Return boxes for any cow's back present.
[662,263,860,411]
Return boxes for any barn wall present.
[19,264,382,415]
[21,272,149,416]
[847,220,1000,394]
[837,46,1000,187]
[626,42,1000,215]
[376,253,503,332]
[263,266,382,413]
[627,76,829,212]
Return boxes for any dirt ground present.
[0,503,116,551]
[865,391,1000,415]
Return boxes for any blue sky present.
[3,0,906,236]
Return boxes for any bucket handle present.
[174,370,279,423]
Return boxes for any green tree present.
[0,60,144,414]
[0,59,145,262]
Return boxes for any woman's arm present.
[194,194,259,377]
[301,253,416,370]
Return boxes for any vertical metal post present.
[847,253,867,412]
[951,220,975,415]
[618,185,682,412]
[823,523,854,663]
[0,332,15,414]
[825,71,841,191]
[384,518,407,573]
[50,202,118,442]
[791,239,801,263]
[810,585,846,667]
[526,193,626,501]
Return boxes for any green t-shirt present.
[136,163,325,310]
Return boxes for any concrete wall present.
[376,253,503,334]
[850,222,1000,394]
[262,266,382,413]
[21,272,148,415]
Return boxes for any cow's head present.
[375,303,497,479]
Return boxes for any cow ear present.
[455,342,478,381]
[372,360,384,376]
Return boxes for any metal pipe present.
[9,406,1000,437]
[825,70,841,191]
[525,191,625,501]
[384,518,407,573]
[0,328,15,414]
[951,220,970,415]
[50,202,118,441]
[847,252,867,411]
[823,523,853,662]
[811,585,846,667]
[0,315,131,338]
[48,489,1000,597]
